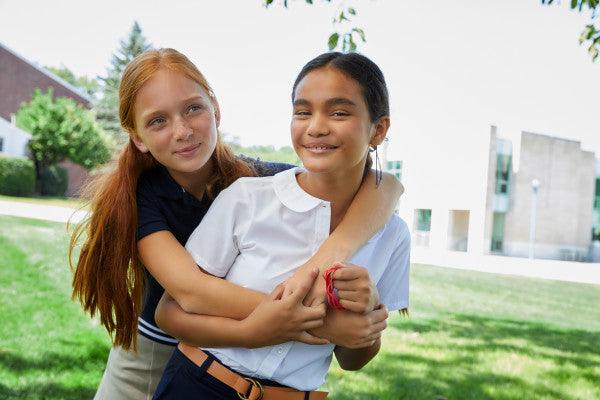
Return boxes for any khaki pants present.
[94,333,175,400]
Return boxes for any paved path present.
[412,248,600,285]
[0,199,88,224]
[1,199,599,285]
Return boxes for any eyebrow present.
[140,95,206,122]
[293,97,357,108]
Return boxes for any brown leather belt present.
[177,343,328,400]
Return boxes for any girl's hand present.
[281,266,327,307]
[311,304,389,349]
[331,262,379,314]
[242,268,329,348]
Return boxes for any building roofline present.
[0,41,95,105]
[521,130,581,146]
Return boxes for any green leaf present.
[571,0,579,9]
[328,32,339,50]
[349,36,357,52]
[348,7,356,15]
[352,27,366,42]
[264,0,274,6]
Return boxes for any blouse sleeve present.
[184,180,251,277]
[376,219,411,312]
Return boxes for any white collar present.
[273,168,327,213]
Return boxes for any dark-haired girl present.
[70,48,403,400]
[152,52,410,399]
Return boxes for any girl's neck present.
[296,161,366,233]
[167,158,215,200]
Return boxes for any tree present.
[16,89,113,193]
[97,21,153,140]
[264,0,365,52]
[45,65,100,98]
[542,0,600,61]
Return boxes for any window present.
[495,154,512,194]
[0,137,4,152]
[414,209,431,232]
[386,160,402,181]
[491,212,506,252]
[413,209,431,247]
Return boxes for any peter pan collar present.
[273,167,327,213]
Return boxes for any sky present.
[1,0,599,162]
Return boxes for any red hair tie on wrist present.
[324,266,345,310]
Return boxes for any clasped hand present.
[244,263,386,349]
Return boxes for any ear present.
[370,116,390,146]
[131,134,149,153]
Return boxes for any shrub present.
[41,164,68,197]
[0,156,35,196]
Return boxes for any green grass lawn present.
[1,215,599,399]
[0,194,85,209]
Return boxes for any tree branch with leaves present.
[264,0,366,52]
[543,0,599,61]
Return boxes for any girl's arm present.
[283,171,403,303]
[139,230,263,318]
[155,271,329,348]
[140,171,402,318]
[334,339,381,371]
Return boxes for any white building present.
[0,116,30,157]
[390,126,600,262]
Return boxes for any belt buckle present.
[237,377,264,400]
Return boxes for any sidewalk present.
[0,199,88,224]
[412,248,600,285]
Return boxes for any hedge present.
[0,156,36,196]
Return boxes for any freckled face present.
[132,68,219,176]
[291,67,376,177]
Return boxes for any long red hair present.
[69,48,255,350]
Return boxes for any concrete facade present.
[392,125,599,262]
[500,133,596,260]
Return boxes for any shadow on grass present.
[0,382,96,400]
[329,314,600,400]
[0,339,109,400]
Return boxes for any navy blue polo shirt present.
[136,158,294,345]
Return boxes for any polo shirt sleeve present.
[184,181,250,277]
[136,176,170,241]
[376,219,411,312]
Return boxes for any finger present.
[330,261,349,269]
[368,320,388,335]
[338,299,367,313]
[270,283,285,300]
[295,304,326,323]
[336,289,360,302]
[332,280,359,291]
[296,331,330,345]
[369,306,389,323]
[282,284,293,299]
[301,318,325,331]
[286,269,319,303]
[332,267,361,281]
[353,338,379,349]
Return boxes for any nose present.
[306,113,330,138]
[173,116,192,141]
